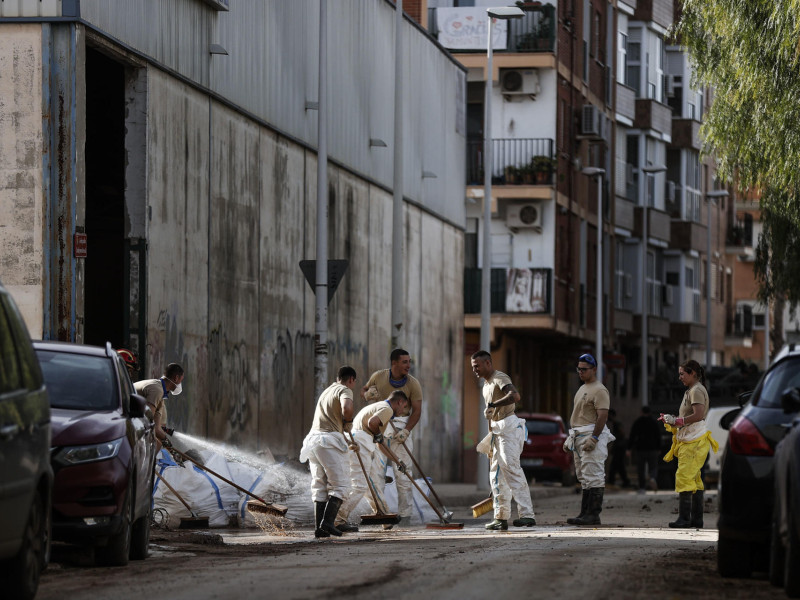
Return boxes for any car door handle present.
[0,424,20,440]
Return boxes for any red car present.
[517,412,575,486]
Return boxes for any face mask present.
[166,377,183,396]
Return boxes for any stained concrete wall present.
[0,24,44,334]
[143,70,464,479]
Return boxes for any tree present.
[677,0,800,310]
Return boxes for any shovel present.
[154,471,209,529]
[170,447,288,517]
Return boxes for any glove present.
[373,432,385,445]
[343,421,353,433]
[659,414,677,425]
[365,385,380,402]
[563,440,571,453]
[396,461,408,474]
[161,436,173,448]
[348,443,358,451]
[394,428,410,444]
[582,436,598,452]
[162,426,175,436]
[484,407,494,419]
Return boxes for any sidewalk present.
[434,481,575,508]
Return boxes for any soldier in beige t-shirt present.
[133,363,184,450]
[298,366,357,538]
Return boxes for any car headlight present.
[54,437,123,466]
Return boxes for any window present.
[0,299,22,394]
[627,40,641,96]
[618,32,628,85]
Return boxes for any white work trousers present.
[489,415,535,521]
[377,416,414,518]
[338,430,390,521]
[300,430,349,503]
[573,429,612,489]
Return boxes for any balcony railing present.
[466,138,555,186]
[428,5,556,53]
[727,215,753,247]
[464,267,552,314]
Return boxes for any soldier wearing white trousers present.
[375,415,414,518]
[470,350,536,530]
[298,366,357,538]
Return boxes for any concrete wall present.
[0,24,44,334]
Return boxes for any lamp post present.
[314,0,328,400]
[478,6,523,491]
[705,189,729,369]
[581,167,605,374]
[640,164,667,407]
[391,0,404,349]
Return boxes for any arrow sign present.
[299,260,349,306]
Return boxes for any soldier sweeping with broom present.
[470,350,536,530]
[298,366,358,538]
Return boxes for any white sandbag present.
[237,463,313,527]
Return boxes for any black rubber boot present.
[669,491,693,528]
[314,501,329,538]
[320,496,343,537]
[567,489,590,525]
[573,488,603,526]
[336,521,359,533]
[690,490,704,528]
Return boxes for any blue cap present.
[578,353,597,367]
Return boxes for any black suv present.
[0,281,52,600]
[718,344,800,578]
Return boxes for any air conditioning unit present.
[581,104,606,139]
[663,285,674,306]
[501,69,541,99]
[624,273,633,298]
[506,203,542,230]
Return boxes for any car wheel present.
[718,533,753,578]
[770,497,786,587]
[0,488,47,600]
[785,502,800,598]
[98,481,133,567]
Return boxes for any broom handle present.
[345,431,390,515]
[171,447,273,506]
[380,442,447,522]
[389,422,448,511]
[155,471,194,514]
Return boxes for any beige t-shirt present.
[134,379,168,423]
[482,370,516,421]
[570,380,610,427]
[311,382,353,433]
[352,401,394,435]
[679,383,709,420]
[365,369,422,416]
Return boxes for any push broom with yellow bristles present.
[472,496,494,518]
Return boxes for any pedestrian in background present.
[298,366,357,538]
[659,359,719,528]
[564,353,614,526]
[362,348,423,526]
[628,405,662,493]
[606,409,630,488]
[470,350,536,530]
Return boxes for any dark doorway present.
[84,48,125,348]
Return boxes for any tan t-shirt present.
[365,369,422,416]
[482,370,516,421]
[311,382,353,433]
[352,401,394,435]
[134,379,168,423]
[679,383,709,420]
[570,380,610,427]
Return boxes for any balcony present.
[616,83,636,122]
[670,322,707,344]
[670,220,707,252]
[634,99,673,137]
[635,314,671,339]
[466,138,555,186]
[428,5,556,54]
[726,215,753,249]
[670,119,702,151]
[464,267,552,315]
[633,0,674,30]
[615,198,636,231]
[633,206,671,244]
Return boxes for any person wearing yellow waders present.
[658,359,719,528]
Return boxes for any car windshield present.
[37,350,117,410]
[526,419,560,436]
[752,358,800,409]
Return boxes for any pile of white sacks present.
[152,434,439,529]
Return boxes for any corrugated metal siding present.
[76,0,465,225]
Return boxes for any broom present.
[155,471,210,529]
[346,431,401,526]
[471,496,494,518]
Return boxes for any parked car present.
[34,341,157,567]
[770,387,800,597]
[717,344,800,578]
[704,405,739,481]
[517,412,574,486]
[0,282,52,600]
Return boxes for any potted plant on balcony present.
[504,165,520,185]
[520,163,537,185]
[531,155,555,184]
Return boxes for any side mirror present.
[737,391,752,408]
[720,408,741,431]
[781,388,800,414]
[129,393,148,418]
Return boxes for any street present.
[37,487,781,600]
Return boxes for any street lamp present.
[479,5,523,491]
[640,164,667,407]
[582,167,605,374]
[705,189,729,369]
